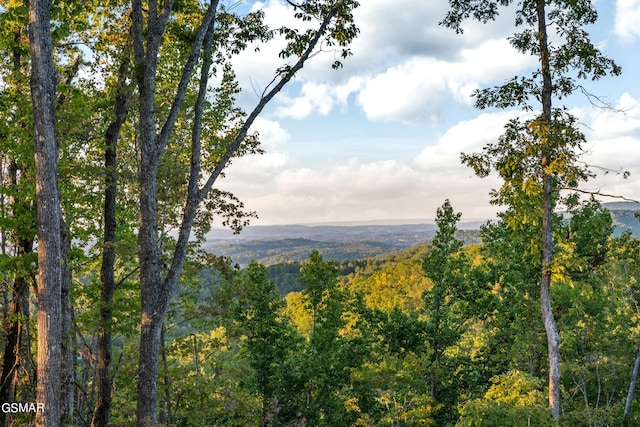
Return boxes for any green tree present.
[92,37,134,427]
[1,2,129,424]
[606,232,640,425]
[354,306,437,426]
[477,211,547,378]
[472,196,627,424]
[279,250,365,425]
[443,0,620,419]
[231,261,302,425]
[457,370,552,427]
[422,200,472,424]
[554,201,627,425]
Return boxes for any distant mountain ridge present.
[204,238,397,266]
[602,201,640,211]
[604,201,640,236]
[203,202,639,266]
[203,223,482,265]
[205,221,485,243]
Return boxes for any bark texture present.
[28,0,63,425]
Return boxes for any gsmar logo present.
[1,402,45,413]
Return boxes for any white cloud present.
[232,0,528,123]
[581,93,640,140]
[615,0,640,41]
[218,93,640,225]
[227,159,435,224]
[217,117,292,190]
[220,154,500,225]
[270,77,366,118]
[357,39,535,124]
[416,110,525,172]
[213,1,640,226]
[334,76,366,105]
[575,93,640,201]
[277,160,422,199]
[347,0,516,69]
[250,117,291,149]
[356,58,449,124]
[273,82,335,119]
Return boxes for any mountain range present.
[203,202,640,266]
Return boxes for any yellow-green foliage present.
[284,291,313,336]
[351,354,439,427]
[346,250,431,312]
[457,370,552,427]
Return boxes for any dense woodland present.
[1,0,640,426]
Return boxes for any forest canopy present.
[1,0,639,426]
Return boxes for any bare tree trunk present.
[130,2,218,423]
[91,51,131,427]
[536,1,561,419]
[28,0,63,425]
[623,345,640,425]
[136,310,164,427]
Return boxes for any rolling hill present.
[202,202,639,266]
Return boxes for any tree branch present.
[163,10,218,293]
[198,0,346,201]
[157,0,220,152]
[560,187,639,203]
[577,85,630,113]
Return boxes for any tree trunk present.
[623,345,640,425]
[0,258,31,427]
[28,0,63,425]
[136,309,164,427]
[135,70,165,425]
[536,1,561,420]
[0,159,35,427]
[131,2,217,423]
[91,51,131,427]
[60,218,75,425]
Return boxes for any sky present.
[214,0,640,226]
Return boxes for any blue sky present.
[216,0,640,226]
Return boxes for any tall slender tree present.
[91,43,134,427]
[443,0,620,419]
[422,199,471,424]
[27,0,63,425]
[129,1,359,425]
